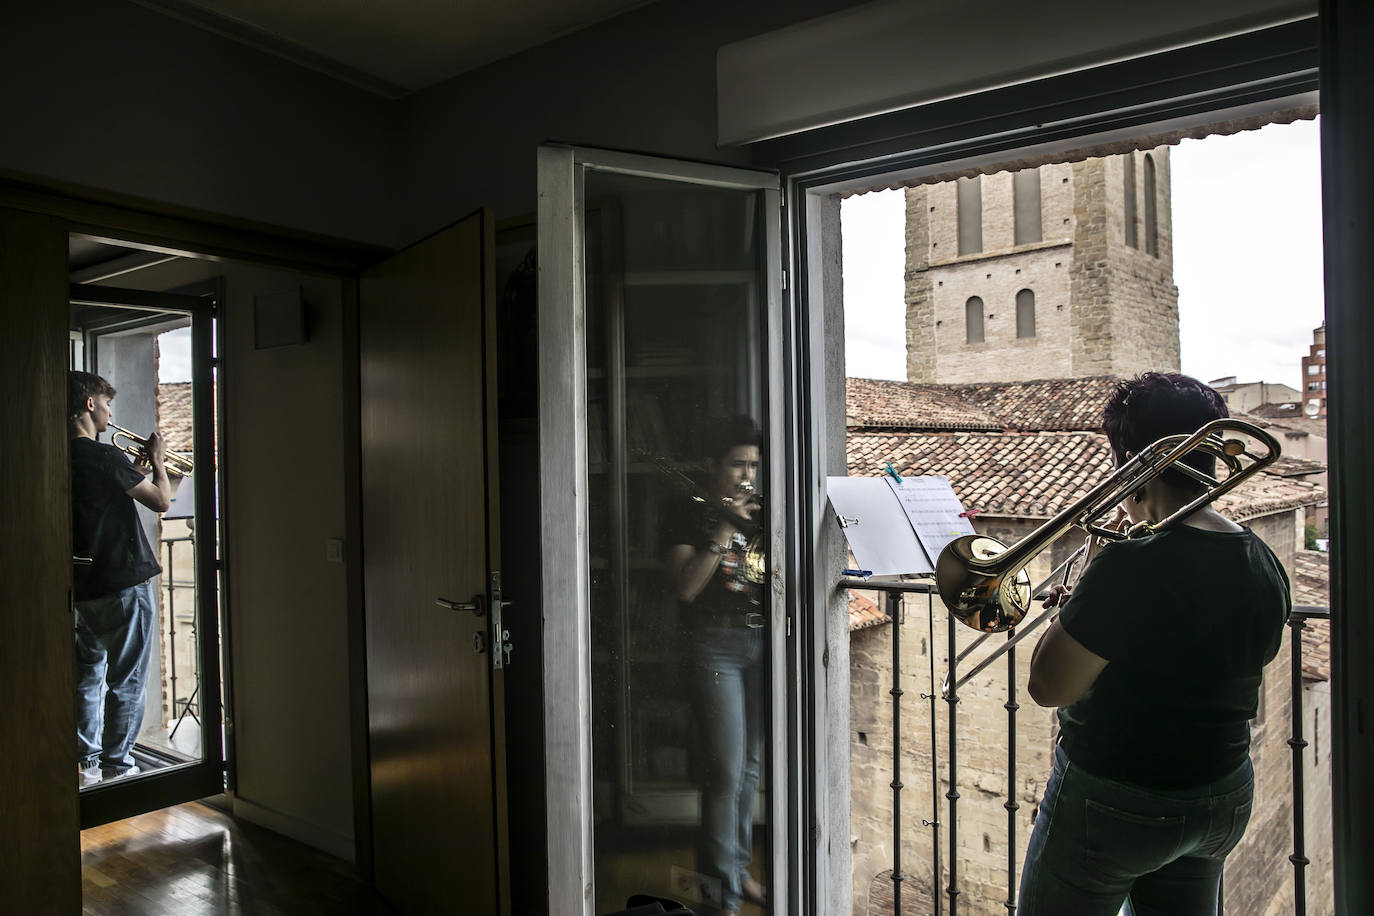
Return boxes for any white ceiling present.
[134,0,652,96]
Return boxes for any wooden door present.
[361,210,506,914]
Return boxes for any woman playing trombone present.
[1018,372,1291,916]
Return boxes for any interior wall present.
[0,0,400,248]
[102,257,356,858]
[393,0,863,242]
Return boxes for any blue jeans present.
[1019,743,1254,916]
[75,581,155,772]
[691,625,764,913]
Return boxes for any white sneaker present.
[79,765,102,788]
[105,765,141,780]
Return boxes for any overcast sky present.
[841,118,1325,393]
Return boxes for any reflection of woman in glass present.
[661,416,767,916]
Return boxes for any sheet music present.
[826,476,933,576]
[883,475,977,566]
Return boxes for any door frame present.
[69,280,225,829]
[536,144,786,915]
[768,18,1324,914]
[0,172,385,874]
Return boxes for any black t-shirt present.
[1057,524,1290,788]
[659,496,762,622]
[71,437,162,601]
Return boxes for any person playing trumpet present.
[661,415,767,916]
[69,371,171,787]
[1018,372,1291,915]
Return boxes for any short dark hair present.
[703,414,761,464]
[1102,373,1228,492]
[68,371,116,421]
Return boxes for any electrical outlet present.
[325,537,344,563]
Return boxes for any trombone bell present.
[935,535,1032,632]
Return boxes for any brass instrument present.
[641,450,766,585]
[109,422,195,478]
[935,417,1280,695]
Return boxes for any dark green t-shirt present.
[1057,524,1290,788]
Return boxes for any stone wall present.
[1223,511,1335,916]
[904,186,936,382]
[848,509,1333,915]
[905,150,1180,384]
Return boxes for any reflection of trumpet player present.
[661,415,767,916]
[1018,373,1290,915]
[68,371,171,787]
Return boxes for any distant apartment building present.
[903,149,1179,384]
[1208,376,1304,414]
[1302,322,1328,418]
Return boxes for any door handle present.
[436,595,485,616]
[73,556,93,566]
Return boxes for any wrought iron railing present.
[844,577,1330,916]
[161,534,200,737]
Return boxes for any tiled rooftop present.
[1264,455,1327,478]
[846,377,1325,522]
[847,376,1118,433]
[1292,550,1331,682]
[848,590,888,632]
[846,378,1002,431]
[848,429,1115,519]
[950,377,1121,432]
[157,382,194,453]
[1239,411,1327,440]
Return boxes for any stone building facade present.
[904,149,1180,384]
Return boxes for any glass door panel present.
[68,275,223,823]
[540,147,782,916]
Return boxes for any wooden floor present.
[81,801,396,915]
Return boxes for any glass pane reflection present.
[584,171,770,914]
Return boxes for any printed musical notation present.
[883,475,977,565]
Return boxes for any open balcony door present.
[361,209,509,914]
[538,146,786,915]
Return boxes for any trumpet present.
[640,449,766,584]
[936,418,1280,695]
[109,423,195,478]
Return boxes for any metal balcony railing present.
[843,577,1329,916]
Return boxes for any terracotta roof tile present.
[156,382,194,453]
[1264,456,1326,478]
[1238,412,1326,440]
[848,430,1115,519]
[848,429,1324,522]
[846,378,1001,430]
[1291,550,1330,682]
[1213,474,1324,523]
[848,590,889,632]
[951,377,1120,431]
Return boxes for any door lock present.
[436,595,485,616]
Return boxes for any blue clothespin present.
[884,463,902,483]
[842,568,873,579]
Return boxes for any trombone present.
[109,422,195,478]
[936,417,1280,697]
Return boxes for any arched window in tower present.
[957,176,983,255]
[1013,169,1042,245]
[1123,154,1138,248]
[1016,289,1036,338]
[1144,153,1158,256]
[966,296,985,344]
